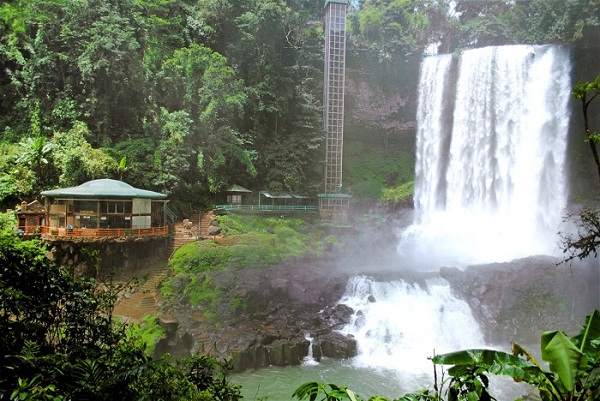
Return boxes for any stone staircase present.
[198,211,214,238]
[113,211,216,322]
[112,266,168,322]
[168,210,215,256]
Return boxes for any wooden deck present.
[39,226,169,238]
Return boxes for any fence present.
[215,205,318,212]
[40,226,169,238]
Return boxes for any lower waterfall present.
[337,276,484,373]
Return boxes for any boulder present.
[208,225,222,236]
[315,332,357,359]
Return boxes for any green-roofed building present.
[225,184,252,205]
[40,179,169,237]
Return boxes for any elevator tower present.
[320,0,351,222]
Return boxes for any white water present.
[329,45,571,397]
[302,333,319,366]
[402,45,572,268]
[337,276,485,387]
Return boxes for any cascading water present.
[333,276,531,399]
[401,45,572,268]
[337,276,484,372]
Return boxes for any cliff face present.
[568,40,600,198]
[155,255,356,371]
[442,256,599,345]
[156,234,599,372]
[345,72,416,133]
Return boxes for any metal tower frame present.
[320,0,351,222]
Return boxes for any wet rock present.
[316,332,357,359]
[441,255,599,344]
[208,225,222,236]
[319,304,354,330]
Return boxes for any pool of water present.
[233,358,416,400]
[232,357,534,401]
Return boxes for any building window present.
[227,194,242,204]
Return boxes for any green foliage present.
[164,213,338,316]
[293,382,438,401]
[433,310,600,401]
[380,181,414,206]
[0,210,17,234]
[51,121,115,186]
[0,231,243,400]
[178,355,242,401]
[16,136,55,193]
[10,376,65,401]
[1,0,598,206]
[0,0,325,201]
[125,314,166,356]
[517,0,600,44]
[344,141,415,201]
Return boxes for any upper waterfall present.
[401,45,572,268]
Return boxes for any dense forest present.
[0,0,598,213]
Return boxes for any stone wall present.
[45,236,170,278]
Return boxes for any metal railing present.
[215,204,318,211]
[164,204,178,225]
[40,226,169,238]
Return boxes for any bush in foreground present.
[0,231,241,400]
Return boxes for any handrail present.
[215,204,318,211]
[40,226,169,238]
[164,204,178,225]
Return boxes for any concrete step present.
[113,267,169,321]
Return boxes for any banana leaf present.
[541,330,587,392]
[571,309,600,360]
[432,349,548,384]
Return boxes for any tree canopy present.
[0,0,598,210]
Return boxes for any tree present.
[158,44,255,192]
[514,0,600,45]
[51,121,116,186]
[59,0,147,145]
[230,0,323,193]
[150,108,194,195]
[559,75,600,263]
[0,231,242,400]
[16,136,54,192]
[573,75,600,185]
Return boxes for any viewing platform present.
[215,204,318,212]
[39,225,169,239]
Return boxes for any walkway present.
[113,211,214,321]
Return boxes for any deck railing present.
[40,226,169,238]
[215,204,318,211]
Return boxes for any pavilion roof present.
[41,179,168,199]
[226,184,252,193]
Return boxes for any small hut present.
[16,200,46,234]
[225,184,252,205]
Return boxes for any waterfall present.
[302,333,319,366]
[338,276,484,383]
[401,45,572,267]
